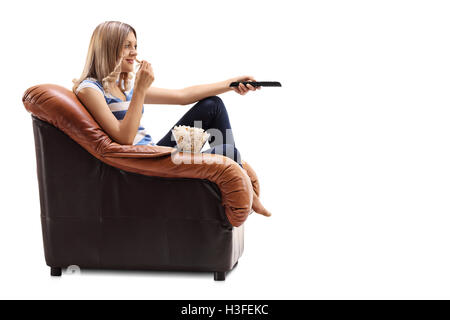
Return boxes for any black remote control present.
[229,81,282,87]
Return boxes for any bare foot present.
[252,190,272,217]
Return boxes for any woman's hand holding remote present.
[228,75,261,95]
[134,59,154,93]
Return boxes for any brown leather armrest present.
[101,142,176,158]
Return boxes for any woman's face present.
[120,32,138,73]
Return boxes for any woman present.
[73,21,270,217]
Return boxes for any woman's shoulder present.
[75,77,105,95]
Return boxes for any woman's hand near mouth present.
[134,60,154,92]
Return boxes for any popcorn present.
[171,125,210,153]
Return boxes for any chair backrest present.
[22,84,175,158]
[23,84,108,155]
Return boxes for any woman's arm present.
[120,87,146,144]
[77,87,145,145]
[180,80,233,105]
[144,81,231,105]
[144,86,186,105]
[180,75,259,104]
[144,76,259,105]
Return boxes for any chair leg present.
[214,261,239,281]
[214,271,226,281]
[51,267,62,276]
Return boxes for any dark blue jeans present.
[157,96,243,168]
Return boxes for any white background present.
[1,0,450,299]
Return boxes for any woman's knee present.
[196,96,226,113]
[200,95,223,105]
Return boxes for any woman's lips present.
[126,59,134,64]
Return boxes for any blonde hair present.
[72,21,136,94]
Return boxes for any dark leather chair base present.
[32,115,244,281]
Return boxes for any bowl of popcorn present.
[171,125,210,153]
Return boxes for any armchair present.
[22,84,262,281]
